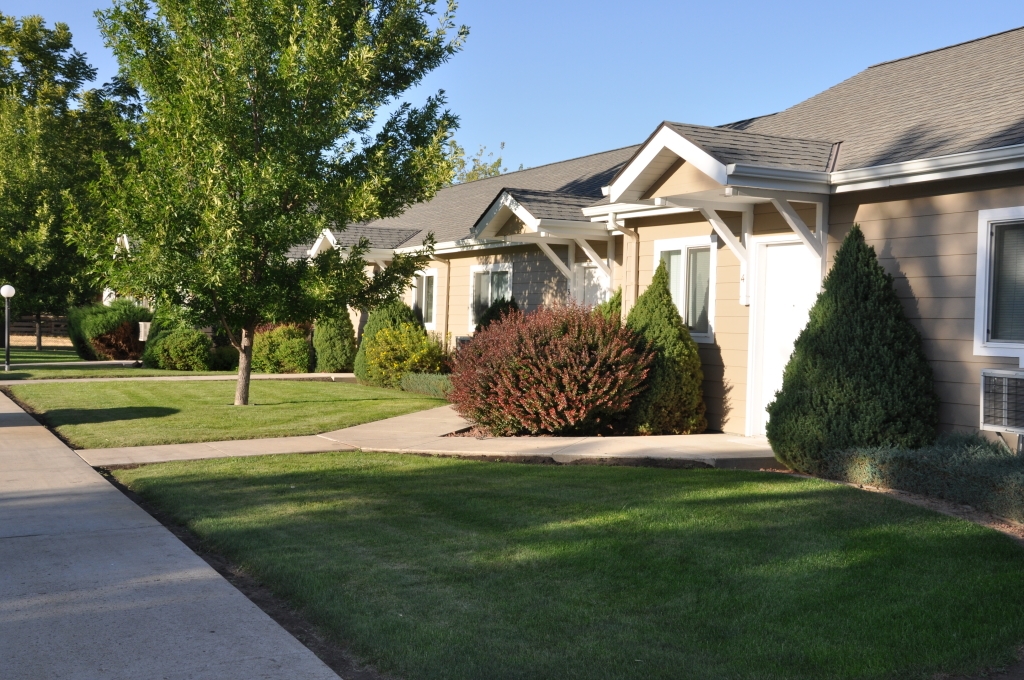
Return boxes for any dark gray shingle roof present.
[665,122,836,171]
[733,26,1024,170]
[504,189,603,222]
[327,224,423,249]
[362,145,639,247]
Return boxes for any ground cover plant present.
[816,432,1024,522]
[449,304,653,435]
[400,372,451,398]
[112,453,1024,680]
[9,380,443,448]
[767,225,938,471]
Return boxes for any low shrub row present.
[400,372,452,398]
[813,434,1024,523]
[68,300,153,360]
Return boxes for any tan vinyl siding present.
[829,172,1024,434]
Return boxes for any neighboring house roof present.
[285,224,423,260]
[362,145,640,247]
[663,123,837,172]
[500,189,605,222]
[728,25,1024,171]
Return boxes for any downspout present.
[612,212,639,322]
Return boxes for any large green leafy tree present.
[0,16,128,349]
[81,0,467,404]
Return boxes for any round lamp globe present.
[0,285,14,299]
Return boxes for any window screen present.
[991,223,1024,342]
[686,247,711,334]
[473,270,511,324]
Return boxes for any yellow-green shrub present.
[364,323,445,388]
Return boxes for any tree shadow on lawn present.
[38,406,179,427]
[119,458,1024,679]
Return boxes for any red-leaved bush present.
[448,304,654,436]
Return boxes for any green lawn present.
[10,380,443,448]
[114,453,1024,680]
[1,365,234,380]
[4,347,82,363]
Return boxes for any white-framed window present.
[573,262,610,307]
[653,235,716,344]
[469,262,512,331]
[412,268,438,331]
[975,207,1024,363]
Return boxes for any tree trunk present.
[234,326,255,406]
[35,313,42,351]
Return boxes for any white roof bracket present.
[769,197,823,259]
[697,207,747,265]
[573,238,611,278]
[537,242,572,279]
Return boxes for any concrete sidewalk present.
[0,372,356,386]
[0,392,339,679]
[79,405,779,470]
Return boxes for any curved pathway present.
[0,392,339,679]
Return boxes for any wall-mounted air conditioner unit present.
[981,369,1024,434]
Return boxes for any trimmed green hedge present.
[68,300,153,360]
[400,372,452,399]
[314,313,357,373]
[813,434,1024,523]
[253,325,313,374]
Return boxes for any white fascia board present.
[830,143,1024,193]
[398,238,509,256]
[608,126,728,204]
[726,163,830,194]
[474,191,542,237]
[582,199,673,218]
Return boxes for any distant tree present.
[78,0,467,405]
[0,15,131,349]
[451,141,523,183]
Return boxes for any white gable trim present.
[608,126,728,204]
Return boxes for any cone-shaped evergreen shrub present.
[766,225,939,472]
[314,312,357,372]
[353,300,422,382]
[625,263,706,434]
[595,288,622,324]
[475,296,519,332]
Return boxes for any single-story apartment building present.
[301,26,1024,441]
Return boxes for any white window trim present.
[652,235,717,344]
[975,206,1024,367]
[412,267,438,331]
[468,262,513,333]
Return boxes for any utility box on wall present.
[981,369,1024,434]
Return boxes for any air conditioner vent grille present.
[981,369,1024,433]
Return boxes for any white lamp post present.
[1,285,14,372]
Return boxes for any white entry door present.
[751,240,820,436]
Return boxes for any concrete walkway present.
[0,392,339,679]
[79,405,779,470]
[0,372,356,386]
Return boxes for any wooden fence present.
[9,316,69,337]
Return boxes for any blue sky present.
[8,1,1024,170]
